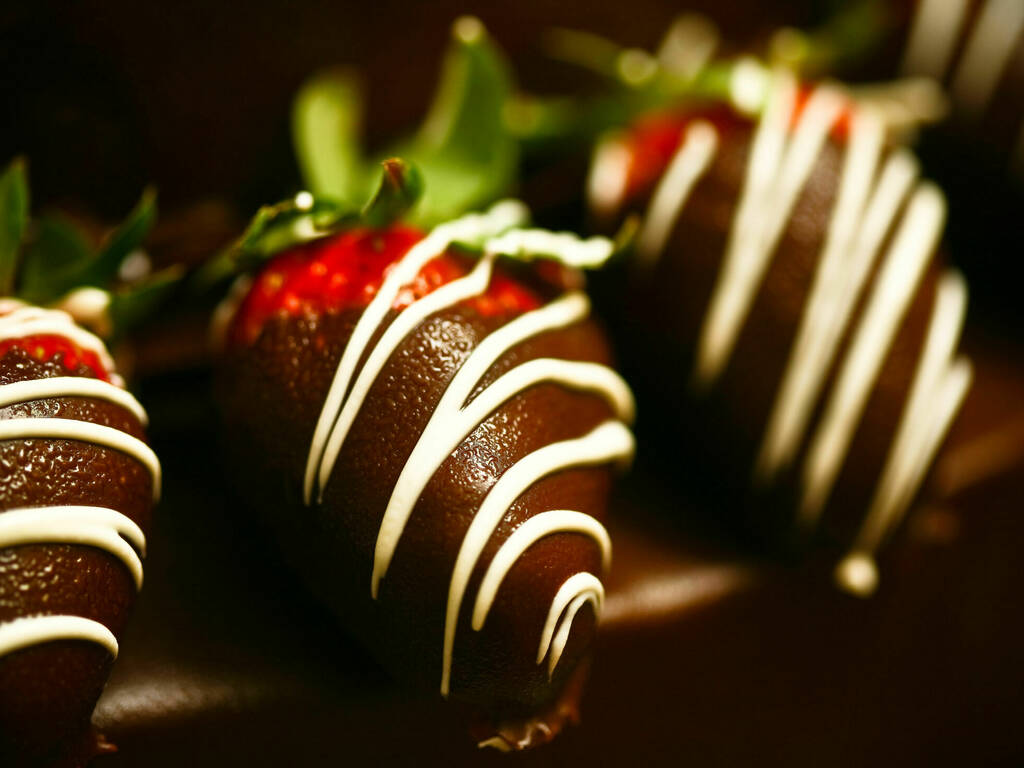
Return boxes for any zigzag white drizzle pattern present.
[604,70,970,595]
[303,201,635,695]
[0,305,153,658]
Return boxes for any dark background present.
[0,0,820,218]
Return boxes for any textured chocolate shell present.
[216,215,634,750]
[0,306,158,767]
[590,73,971,595]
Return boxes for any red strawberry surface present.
[0,304,111,382]
[620,86,854,199]
[227,225,569,348]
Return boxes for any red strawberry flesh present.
[228,225,546,347]
[0,334,110,381]
[621,86,853,199]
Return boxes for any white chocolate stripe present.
[0,418,161,500]
[546,589,602,679]
[471,510,612,631]
[798,184,946,526]
[371,290,632,597]
[695,77,845,388]
[949,0,1024,116]
[0,615,118,659]
[0,377,148,425]
[609,70,971,591]
[755,121,919,480]
[315,253,499,501]
[536,572,605,668]
[0,506,146,589]
[485,229,614,268]
[586,138,632,220]
[636,121,718,268]
[901,0,971,79]
[303,201,529,504]
[836,272,973,596]
[0,305,119,380]
[441,421,633,696]
[375,355,632,600]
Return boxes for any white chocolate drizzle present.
[597,71,971,595]
[0,615,118,659]
[0,506,146,589]
[300,201,635,694]
[0,419,160,500]
[0,306,154,659]
[0,376,148,425]
[904,0,1024,120]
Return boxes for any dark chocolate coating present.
[610,120,951,553]
[217,282,620,743]
[91,325,1024,764]
[0,348,154,767]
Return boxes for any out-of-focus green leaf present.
[392,16,517,226]
[0,159,29,295]
[109,265,184,339]
[85,187,158,287]
[190,193,352,295]
[18,215,96,304]
[292,69,370,207]
[361,159,424,229]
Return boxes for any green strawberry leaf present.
[393,16,517,226]
[0,158,29,295]
[18,214,96,304]
[361,159,424,229]
[85,187,158,288]
[191,193,353,294]
[292,69,370,207]
[108,265,184,339]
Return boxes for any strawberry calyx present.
[227,224,544,347]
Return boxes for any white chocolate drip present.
[696,74,845,389]
[949,0,1024,115]
[0,615,118,660]
[536,572,605,679]
[0,310,153,657]
[440,421,632,695]
[0,302,123,387]
[0,419,160,500]
[901,0,971,79]
[636,120,719,267]
[0,376,148,425]
[905,0,1024,120]
[586,138,631,220]
[600,72,970,595]
[304,200,529,505]
[0,506,146,589]
[302,202,634,695]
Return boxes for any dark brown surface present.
[598,111,970,556]
[91,340,1024,764]
[217,272,621,744]
[0,349,155,767]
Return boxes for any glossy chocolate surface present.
[216,291,619,736]
[0,350,154,767]
[94,326,1024,764]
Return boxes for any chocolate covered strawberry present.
[581,60,973,595]
[214,158,633,750]
[0,160,167,766]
